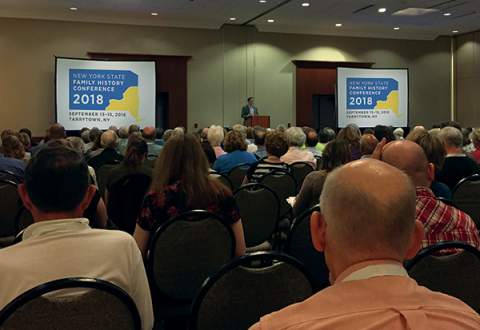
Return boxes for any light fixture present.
[259,0,267,3]
[267,19,275,23]
[229,17,236,21]
[151,12,158,16]
[378,7,387,13]
[335,23,342,27]
[452,30,459,33]
[301,2,310,7]
[69,7,78,11]
[443,12,452,16]
[393,27,400,30]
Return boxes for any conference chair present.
[191,252,314,330]
[314,156,323,170]
[290,161,315,193]
[0,170,23,183]
[405,241,480,313]
[452,174,480,229]
[0,180,22,247]
[146,210,236,323]
[106,173,152,234]
[209,171,234,191]
[234,184,280,251]
[259,169,297,219]
[227,163,251,191]
[0,277,141,330]
[285,204,330,291]
[96,164,118,199]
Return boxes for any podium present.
[245,115,270,128]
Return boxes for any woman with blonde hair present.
[134,133,246,256]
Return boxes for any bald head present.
[382,140,431,187]
[360,134,378,156]
[100,130,118,148]
[142,126,156,141]
[320,159,416,259]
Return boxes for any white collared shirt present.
[0,218,154,330]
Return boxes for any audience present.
[337,124,361,160]
[88,130,124,170]
[437,126,480,190]
[281,127,316,168]
[359,133,378,158]
[469,127,480,164]
[251,159,480,329]
[0,146,153,329]
[382,140,480,250]
[0,135,27,177]
[142,126,162,157]
[85,127,101,153]
[304,129,322,157]
[253,126,267,159]
[213,130,257,174]
[249,131,289,181]
[117,126,129,155]
[2,135,26,162]
[133,133,246,257]
[374,124,396,142]
[293,139,351,216]
[207,125,226,158]
[393,127,404,140]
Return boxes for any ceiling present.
[0,0,479,40]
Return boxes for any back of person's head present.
[142,126,156,141]
[19,128,32,139]
[80,129,91,143]
[461,127,472,147]
[224,130,247,152]
[88,127,101,143]
[47,123,66,141]
[393,127,404,140]
[108,125,118,134]
[118,126,129,139]
[100,130,118,148]
[318,130,329,144]
[360,134,378,156]
[471,128,480,148]
[406,131,446,172]
[2,135,25,159]
[285,127,306,147]
[265,131,288,158]
[305,130,319,148]
[318,159,418,267]
[363,128,374,135]
[232,124,247,137]
[151,133,226,206]
[321,139,351,172]
[322,127,336,142]
[124,136,148,168]
[246,127,255,140]
[337,124,361,147]
[254,126,266,146]
[200,127,209,141]
[439,126,463,149]
[156,128,164,140]
[1,129,18,142]
[23,146,89,213]
[406,126,428,141]
[440,120,462,131]
[207,125,224,147]
[276,124,286,133]
[66,136,85,154]
[382,140,433,187]
[374,125,395,142]
[128,124,140,135]
[18,132,31,150]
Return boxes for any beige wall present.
[0,18,451,135]
[456,31,480,126]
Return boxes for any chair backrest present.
[191,252,314,330]
[0,180,22,238]
[234,184,280,247]
[0,277,141,330]
[437,197,456,207]
[405,241,480,313]
[209,172,234,191]
[290,162,314,193]
[285,204,330,291]
[96,164,118,199]
[106,173,152,234]
[227,163,251,191]
[147,210,236,302]
[259,169,297,218]
[0,170,23,184]
[314,156,323,170]
[452,175,480,228]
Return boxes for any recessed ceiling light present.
[69,7,78,11]
[259,0,267,3]
[335,23,342,27]
[301,2,310,7]
[393,27,400,30]
[378,7,387,13]
[151,12,158,16]
[229,17,236,21]
[267,19,275,23]
[452,30,459,33]
[443,12,452,16]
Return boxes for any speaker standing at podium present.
[241,97,258,125]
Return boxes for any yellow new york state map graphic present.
[106,87,140,121]
[375,90,399,116]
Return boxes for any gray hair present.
[100,130,118,148]
[439,126,463,148]
[67,136,85,154]
[471,128,480,146]
[393,128,404,140]
[80,130,90,143]
[118,126,129,138]
[285,127,306,147]
[207,125,224,147]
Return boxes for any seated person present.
[142,126,162,157]
[251,159,480,329]
[437,126,480,190]
[383,140,480,251]
[293,140,351,216]
[303,128,322,157]
[359,133,378,159]
[280,127,316,168]
[88,130,124,170]
[134,133,246,257]
[0,135,27,177]
[254,126,268,159]
[213,130,257,174]
[249,131,289,182]
[0,146,153,329]
[207,125,226,159]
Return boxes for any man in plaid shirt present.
[382,140,480,250]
